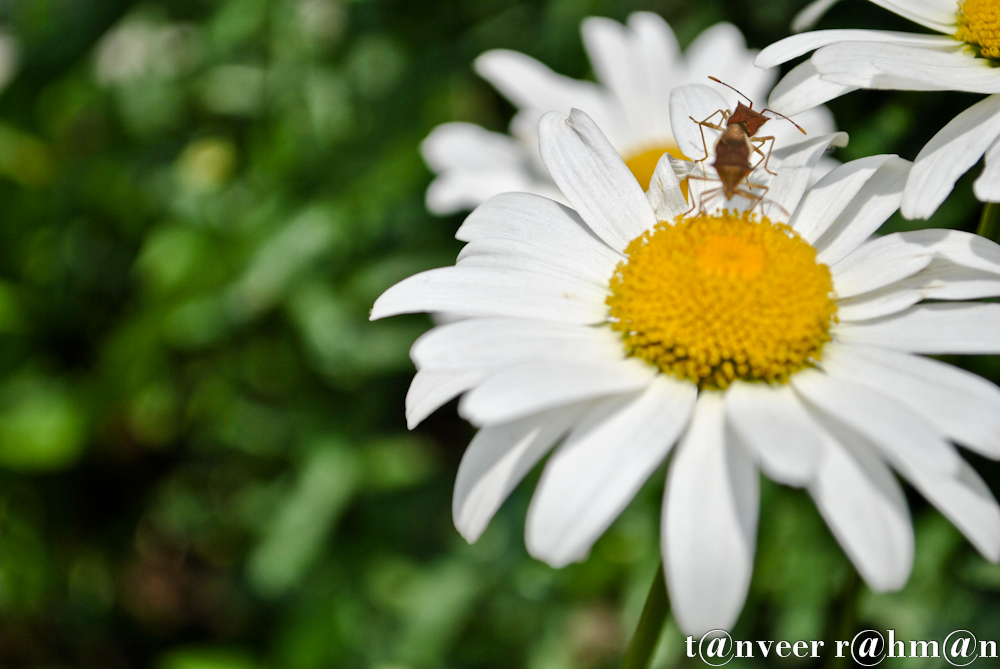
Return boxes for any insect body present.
[689,77,805,212]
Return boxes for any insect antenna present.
[707,76,753,107]
[762,108,807,135]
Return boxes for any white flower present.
[94,13,201,86]
[422,12,836,215]
[373,86,1000,635]
[756,0,1000,219]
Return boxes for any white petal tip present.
[899,201,933,221]
[864,574,909,594]
[454,518,486,544]
[525,542,583,569]
[369,297,395,321]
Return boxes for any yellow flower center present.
[606,211,837,389]
[957,0,1000,59]
[624,143,688,190]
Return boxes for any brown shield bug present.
[688,76,806,213]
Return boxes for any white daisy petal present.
[421,124,554,215]
[410,318,624,372]
[667,155,695,179]
[789,154,894,243]
[457,237,612,286]
[629,12,682,72]
[406,370,489,429]
[664,392,758,636]
[821,343,1000,458]
[767,59,858,117]
[456,192,624,270]
[370,266,609,324]
[725,382,822,486]
[807,412,913,591]
[646,153,690,221]
[427,168,556,216]
[684,163,721,216]
[834,302,1000,353]
[975,132,1000,202]
[458,359,656,426]
[813,156,911,265]
[813,157,841,187]
[792,368,960,475]
[837,261,1000,323]
[834,287,924,321]
[791,0,843,33]
[526,376,697,567]
[897,458,1000,562]
[421,122,525,173]
[794,103,838,136]
[685,23,775,107]
[813,42,1000,94]
[772,105,837,151]
[668,83,732,162]
[581,16,649,139]
[474,49,612,118]
[755,29,957,68]
[901,259,1000,300]
[453,403,588,543]
[868,0,958,33]
[831,228,1000,298]
[538,109,658,249]
[829,230,934,297]
[903,94,1000,219]
[685,23,747,86]
[628,12,682,139]
[759,132,850,221]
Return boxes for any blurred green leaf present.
[0,377,87,471]
[247,440,359,597]
[159,648,258,669]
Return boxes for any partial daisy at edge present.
[421,11,837,215]
[755,0,1000,219]
[372,82,1000,636]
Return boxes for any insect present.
[688,76,805,213]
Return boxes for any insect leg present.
[689,110,728,162]
[684,173,717,215]
[747,182,791,218]
[750,136,777,176]
[698,187,726,214]
[731,186,764,214]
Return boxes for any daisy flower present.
[755,0,1000,219]
[422,12,835,215]
[373,85,1000,635]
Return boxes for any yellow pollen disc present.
[624,143,688,190]
[957,0,1000,59]
[606,211,838,390]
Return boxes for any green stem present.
[975,202,1000,243]
[621,563,669,669]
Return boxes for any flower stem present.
[976,202,1000,243]
[621,563,669,669]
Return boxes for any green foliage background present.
[0,0,998,667]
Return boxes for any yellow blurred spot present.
[177,137,237,191]
[607,210,837,389]
[624,142,689,199]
